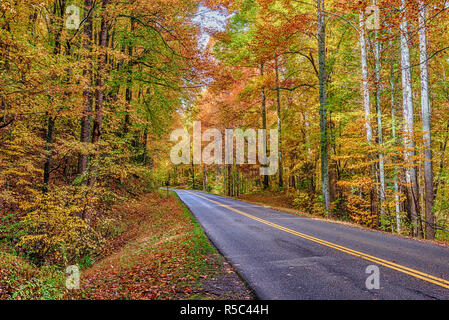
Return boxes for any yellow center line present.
[184,190,449,290]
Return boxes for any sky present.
[192,5,230,50]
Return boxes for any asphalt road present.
[175,189,449,300]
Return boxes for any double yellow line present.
[185,191,449,290]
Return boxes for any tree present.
[78,0,94,177]
[418,0,435,240]
[317,0,330,212]
[399,0,422,238]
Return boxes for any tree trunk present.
[317,0,330,212]
[43,115,56,192]
[374,18,386,227]
[260,63,269,190]
[78,0,93,176]
[227,165,232,196]
[43,0,64,192]
[142,125,149,165]
[89,0,109,189]
[275,55,283,189]
[91,0,109,146]
[360,9,379,226]
[390,31,402,234]
[203,166,207,191]
[123,18,134,136]
[419,0,435,240]
[400,0,423,238]
[359,10,373,142]
[192,162,195,189]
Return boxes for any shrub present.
[17,187,101,265]
[293,191,317,214]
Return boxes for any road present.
[175,189,449,300]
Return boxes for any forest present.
[1,0,449,299]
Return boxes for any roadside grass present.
[0,250,66,300]
[74,191,252,300]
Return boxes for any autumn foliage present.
[2,0,449,300]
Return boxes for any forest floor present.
[237,191,298,214]
[0,191,254,300]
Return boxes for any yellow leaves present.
[16,186,102,265]
[345,194,374,227]
[337,176,374,189]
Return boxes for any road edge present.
[173,190,259,300]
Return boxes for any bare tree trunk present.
[317,0,330,212]
[419,0,435,240]
[400,0,423,238]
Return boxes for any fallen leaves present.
[74,192,219,300]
